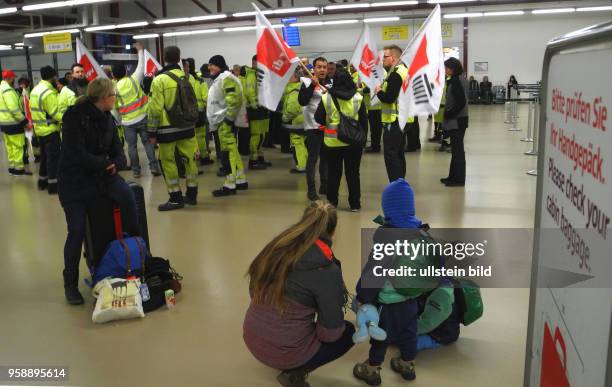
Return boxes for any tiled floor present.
[0,104,537,386]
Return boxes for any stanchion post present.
[522,97,534,142]
[525,96,539,156]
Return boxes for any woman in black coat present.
[441,58,469,187]
[58,78,139,305]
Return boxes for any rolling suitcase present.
[84,181,150,272]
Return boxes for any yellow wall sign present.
[42,33,73,53]
[441,23,453,38]
[414,23,453,39]
[382,26,409,41]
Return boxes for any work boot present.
[212,186,237,197]
[158,192,185,212]
[390,358,416,381]
[37,179,48,191]
[258,156,272,167]
[199,157,214,166]
[185,187,198,206]
[353,361,382,386]
[48,183,58,195]
[64,286,84,305]
[248,159,267,170]
[276,369,310,387]
[8,168,16,176]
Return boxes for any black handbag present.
[142,257,183,313]
[331,95,366,147]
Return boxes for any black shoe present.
[8,168,16,176]
[213,186,237,197]
[158,201,185,211]
[445,180,465,187]
[428,135,442,142]
[365,147,380,153]
[351,207,361,212]
[48,183,58,195]
[258,157,272,167]
[38,180,48,191]
[184,197,197,206]
[290,168,306,174]
[307,192,319,202]
[64,287,84,305]
[440,177,451,184]
[34,155,41,163]
[216,169,230,177]
[248,160,267,170]
[236,182,249,190]
[199,157,214,166]
[22,170,33,176]
[151,168,162,177]
[405,146,421,153]
[438,144,449,152]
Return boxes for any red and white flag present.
[22,89,32,126]
[398,5,445,123]
[144,49,162,77]
[350,25,385,95]
[76,38,107,81]
[254,3,299,111]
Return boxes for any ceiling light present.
[0,45,12,50]
[325,4,370,10]
[324,19,360,25]
[233,10,273,17]
[364,16,401,23]
[483,11,525,16]
[576,6,612,12]
[164,28,220,37]
[191,14,227,21]
[275,7,317,14]
[24,29,80,38]
[371,1,417,6]
[133,34,159,39]
[154,17,190,25]
[85,25,115,31]
[428,0,477,3]
[532,8,575,14]
[116,21,149,29]
[444,12,483,18]
[271,24,284,29]
[223,26,257,32]
[0,7,18,15]
[290,21,324,27]
[14,42,25,46]
[22,0,108,11]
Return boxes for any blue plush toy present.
[352,302,388,344]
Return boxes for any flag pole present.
[400,4,440,58]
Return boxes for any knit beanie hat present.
[208,55,228,72]
[381,178,422,229]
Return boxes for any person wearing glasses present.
[375,45,409,182]
[57,78,138,305]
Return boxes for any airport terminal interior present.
[0,0,610,386]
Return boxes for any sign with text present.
[281,17,301,47]
[382,25,408,41]
[42,33,72,53]
[527,25,612,387]
[416,23,452,39]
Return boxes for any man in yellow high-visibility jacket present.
[375,45,409,182]
[112,44,161,179]
[147,46,200,212]
[245,55,271,170]
[0,70,30,176]
[30,66,63,194]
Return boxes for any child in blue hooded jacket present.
[353,178,428,385]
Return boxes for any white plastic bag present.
[92,278,145,324]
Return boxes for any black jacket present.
[376,68,403,104]
[298,77,332,107]
[58,99,126,205]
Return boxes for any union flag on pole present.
[254,3,299,111]
[350,24,385,95]
[144,49,162,77]
[22,89,32,126]
[75,38,107,81]
[397,5,445,124]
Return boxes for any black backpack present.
[164,72,199,128]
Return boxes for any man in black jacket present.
[298,57,333,201]
[375,45,409,182]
